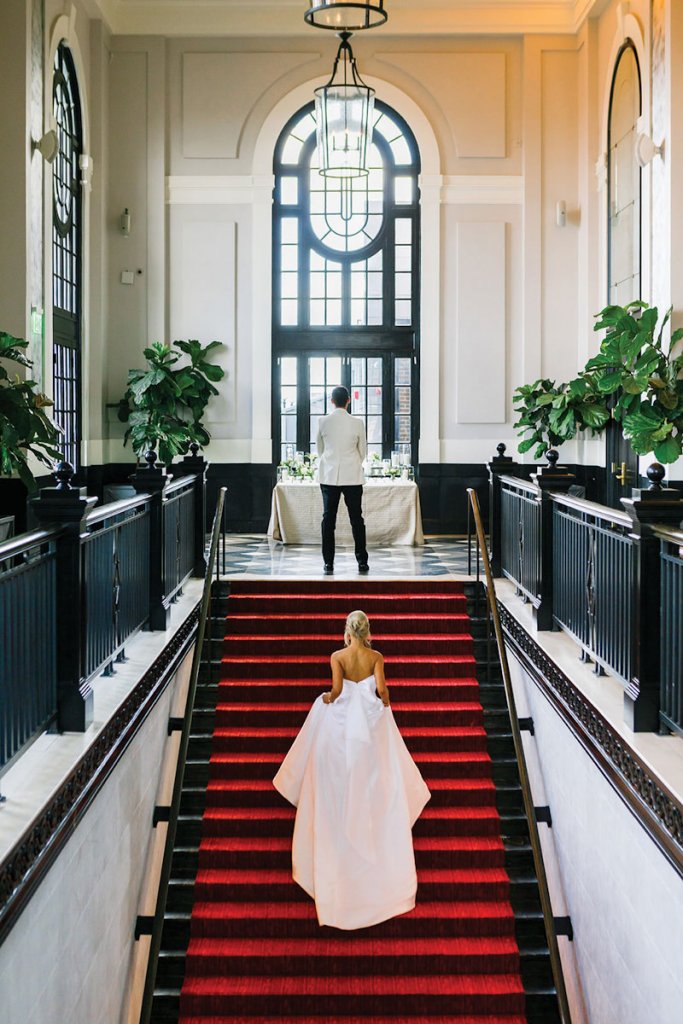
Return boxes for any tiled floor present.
[219,534,481,578]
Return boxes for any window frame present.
[606,40,643,306]
[52,41,83,473]
[272,99,421,464]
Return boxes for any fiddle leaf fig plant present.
[117,339,225,466]
[513,374,610,460]
[0,331,63,491]
[514,302,683,464]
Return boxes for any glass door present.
[276,352,415,463]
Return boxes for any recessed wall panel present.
[181,52,317,159]
[169,213,236,424]
[455,221,507,423]
[376,52,506,158]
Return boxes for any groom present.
[316,386,369,576]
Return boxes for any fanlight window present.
[275,102,419,330]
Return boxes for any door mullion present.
[299,356,310,454]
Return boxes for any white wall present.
[5,0,683,474]
[0,651,192,1024]
[508,649,683,1024]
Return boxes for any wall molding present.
[0,608,199,946]
[165,174,524,208]
[499,603,683,879]
[441,175,524,205]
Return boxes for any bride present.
[273,610,430,930]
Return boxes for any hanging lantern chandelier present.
[304,0,387,32]
[314,32,375,178]
[305,1,388,178]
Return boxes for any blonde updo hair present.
[344,610,372,647]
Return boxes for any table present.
[267,481,425,547]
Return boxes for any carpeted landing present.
[178,580,528,1024]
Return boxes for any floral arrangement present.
[279,452,318,480]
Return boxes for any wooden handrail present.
[164,473,196,496]
[652,524,683,547]
[85,493,151,528]
[467,487,573,1024]
[0,528,60,562]
[551,491,631,528]
[498,473,539,495]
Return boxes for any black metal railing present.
[552,495,634,684]
[0,530,59,770]
[0,454,209,766]
[500,476,542,606]
[163,476,195,604]
[656,526,683,737]
[490,448,683,732]
[82,496,151,681]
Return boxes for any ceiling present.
[86,0,610,37]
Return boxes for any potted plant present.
[0,330,62,492]
[117,339,225,466]
[514,302,683,464]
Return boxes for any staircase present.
[147,579,562,1023]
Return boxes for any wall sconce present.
[32,128,59,164]
[120,208,131,236]
[556,200,567,228]
[79,154,93,189]
[635,132,663,168]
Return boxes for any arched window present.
[273,100,420,463]
[607,42,642,304]
[52,43,83,472]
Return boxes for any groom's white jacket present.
[316,408,367,486]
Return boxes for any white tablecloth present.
[267,481,425,547]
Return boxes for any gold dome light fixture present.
[314,32,375,178]
[304,0,387,31]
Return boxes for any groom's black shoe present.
[323,563,334,575]
[358,563,370,574]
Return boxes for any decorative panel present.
[376,52,506,158]
[181,52,318,159]
[169,214,236,422]
[455,221,506,423]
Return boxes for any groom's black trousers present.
[320,484,368,566]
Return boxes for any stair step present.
[153,580,560,1024]
[177,973,526,1017]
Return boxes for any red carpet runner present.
[179,580,527,1023]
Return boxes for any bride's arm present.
[323,654,344,704]
[374,654,390,706]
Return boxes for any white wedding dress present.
[273,676,431,930]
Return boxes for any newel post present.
[488,443,517,577]
[31,462,97,732]
[621,463,683,732]
[131,450,170,631]
[171,442,208,577]
[531,450,575,631]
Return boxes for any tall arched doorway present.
[272,99,421,466]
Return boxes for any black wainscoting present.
[418,464,490,534]
[206,463,276,533]
[6,461,668,538]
